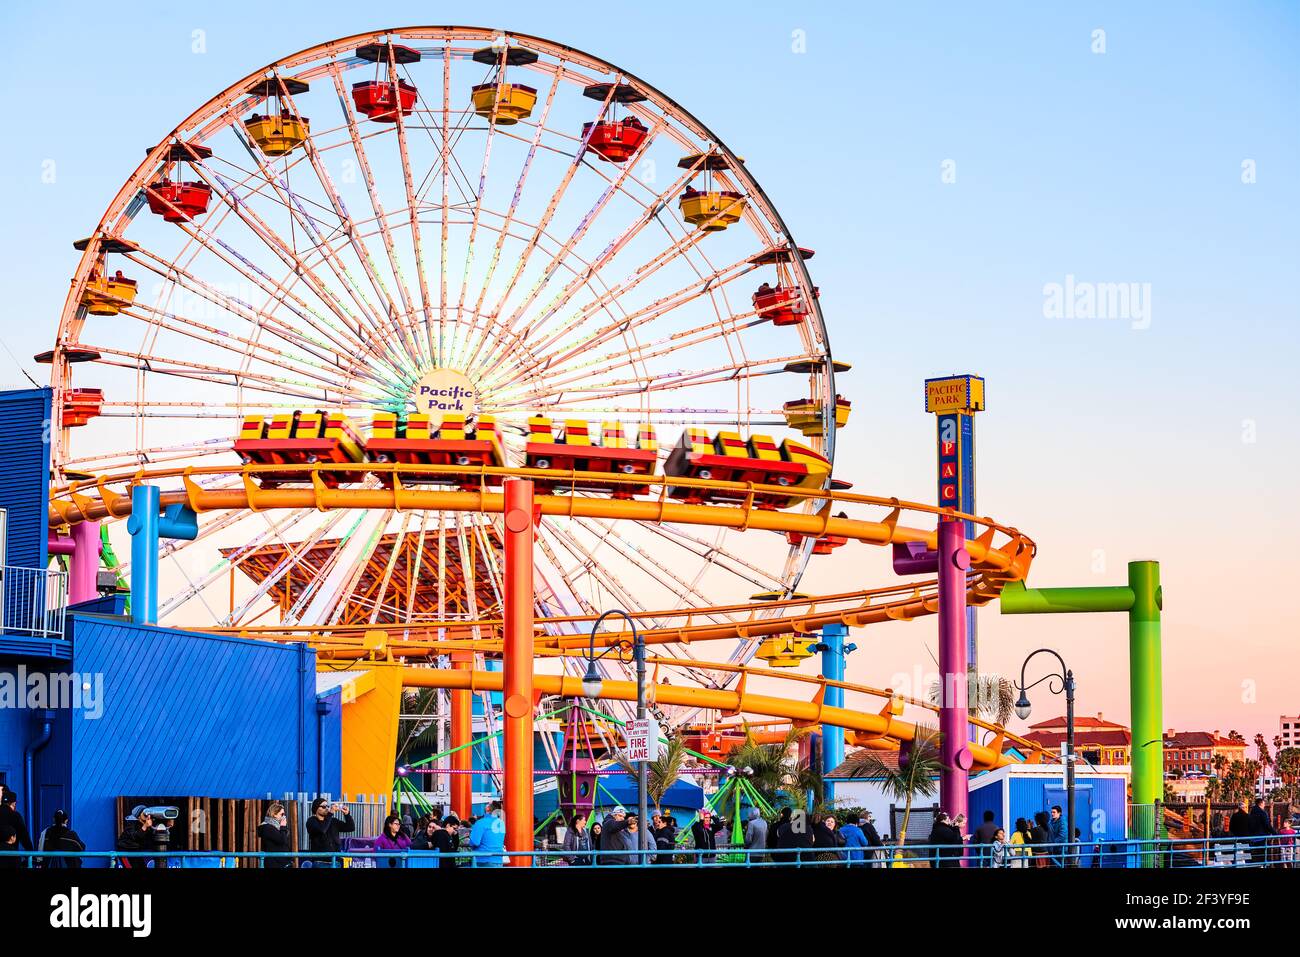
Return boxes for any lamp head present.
[581,660,602,699]
[1014,693,1032,721]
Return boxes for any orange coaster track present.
[49,461,1040,762]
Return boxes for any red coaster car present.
[367,412,505,490]
[662,429,830,510]
[524,418,658,498]
[235,410,367,488]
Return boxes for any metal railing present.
[2,834,1294,869]
[1,565,67,637]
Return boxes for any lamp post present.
[1014,648,1076,866]
[582,609,649,861]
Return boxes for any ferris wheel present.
[45,26,847,688]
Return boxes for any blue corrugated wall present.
[69,615,335,851]
[1006,774,1127,841]
[967,776,1002,829]
[0,387,51,570]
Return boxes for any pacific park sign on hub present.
[412,369,478,429]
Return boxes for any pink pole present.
[937,518,972,843]
[68,520,101,605]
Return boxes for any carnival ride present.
[40,26,1077,856]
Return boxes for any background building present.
[1163,730,1246,777]
[1280,715,1300,750]
[1021,713,1131,767]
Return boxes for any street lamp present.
[1016,648,1077,866]
[585,609,649,860]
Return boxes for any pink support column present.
[68,520,101,605]
[937,518,972,842]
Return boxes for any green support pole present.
[1128,561,1163,829]
[1001,560,1164,844]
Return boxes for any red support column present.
[502,479,535,866]
[450,650,473,818]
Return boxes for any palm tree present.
[615,734,688,813]
[838,725,942,852]
[927,671,1014,726]
[726,725,822,809]
[397,688,442,761]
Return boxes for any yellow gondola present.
[244,113,310,156]
[679,189,745,231]
[470,82,538,124]
[755,635,815,668]
[782,396,852,437]
[79,273,137,316]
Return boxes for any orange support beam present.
[502,479,535,866]
[450,650,473,818]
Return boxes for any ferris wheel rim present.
[47,26,842,672]
[51,25,833,464]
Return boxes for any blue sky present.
[1,1,1297,736]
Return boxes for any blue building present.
[1,387,341,854]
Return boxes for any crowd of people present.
[0,790,87,868]
[2,784,1294,869]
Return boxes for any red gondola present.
[786,512,850,555]
[352,79,418,122]
[753,282,817,326]
[62,388,104,427]
[582,117,648,163]
[145,180,212,222]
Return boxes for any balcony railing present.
[1,564,68,638]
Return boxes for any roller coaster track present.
[49,461,1042,763]
[48,462,1035,645]
[398,658,1050,770]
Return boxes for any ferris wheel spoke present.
[487,114,667,355]
[224,507,354,626]
[157,507,317,618]
[328,65,422,350]
[460,84,622,377]
[109,294,365,396]
[200,155,420,381]
[538,519,652,619]
[453,75,562,372]
[297,125,425,373]
[457,79,624,369]
[636,522,788,591]
[78,340,387,407]
[490,283,766,405]
[471,155,707,379]
[200,165,406,374]
[123,245,360,372]
[438,42,452,366]
[570,516,724,628]
[491,352,812,411]
[360,510,412,624]
[474,220,710,394]
[507,253,757,383]
[132,208,403,387]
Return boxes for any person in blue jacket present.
[1047,805,1066,867]
[468,801,507,866]
[840,815,869,865]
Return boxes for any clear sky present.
[1,1,1296,742]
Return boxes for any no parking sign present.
[624,718,661,762]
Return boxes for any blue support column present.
[819,623,852,801]
[127,485,160,625]
[126,487,199,626]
